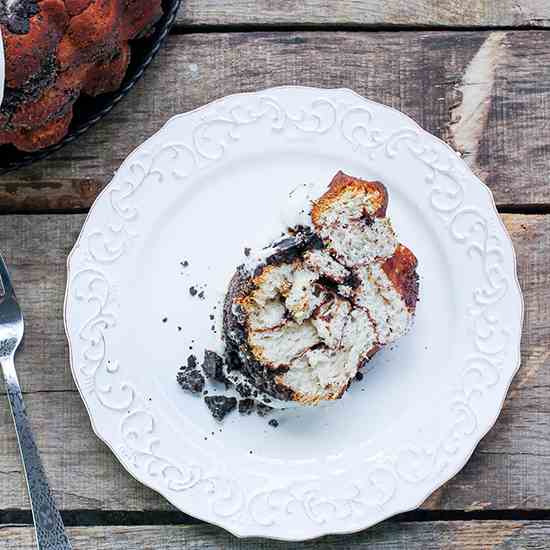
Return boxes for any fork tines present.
[0,254,13,298]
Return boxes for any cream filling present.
[242,182,323,275]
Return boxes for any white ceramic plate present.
[64,87,523,541]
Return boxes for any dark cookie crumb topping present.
[176,367,205,394]
[202,350,229,385]
[235,382,252,398]
[238,399,255,415]
[264,229,322,267]
[204,396,237,421]
[0,0,40,35]
[256,403,273,417]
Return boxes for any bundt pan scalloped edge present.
[0,0,182,176]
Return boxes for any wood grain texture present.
[175,1,550,28]
[0,214,548,512]
[1,31,549,210]
[2,521,550,549]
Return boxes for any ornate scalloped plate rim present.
[63,86,524,541]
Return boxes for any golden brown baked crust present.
[0,0,163,151]
[311,170,388,226]
[381,244,419,312]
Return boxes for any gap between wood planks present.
[169,24,550,34]
[2,509,550,528]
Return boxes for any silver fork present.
[0,254,72,549]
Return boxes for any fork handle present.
[1,356,72,550]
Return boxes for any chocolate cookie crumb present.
[355,371,364,381]
[363,213,374,226]
[177,367,205,394]
[238,399,255,415]
[244,247,251,257]
[187,355,198,369]
[202,350,224,379]
[198,291,205,300]
[162,317,168,323]
[256,403,273,417]
[189,286,198,297]
[236,383,252,398]
[0,0,40,34]
[268,419,279,428]
[181,260,189,268]
[204,396,237,421]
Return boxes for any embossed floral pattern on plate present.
[64,87,523,541]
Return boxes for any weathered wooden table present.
[1,2,550,548]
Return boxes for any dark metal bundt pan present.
[0,0,182,176]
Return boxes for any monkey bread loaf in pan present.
[0,0,181,173]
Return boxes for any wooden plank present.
[1,521,549,549]
[0,213,548,511]
[1,31,549,210]
[176,1,550,28]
